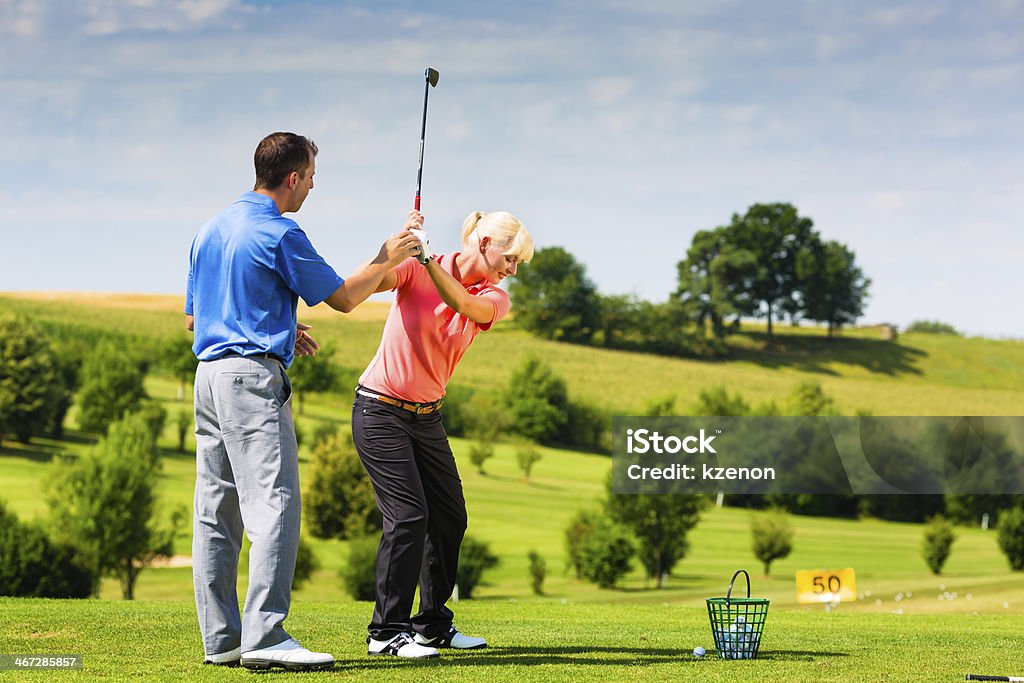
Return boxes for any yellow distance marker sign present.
[796,568,857,604]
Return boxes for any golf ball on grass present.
[693,646,705,657]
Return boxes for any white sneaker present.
[414,626,487,650]
[203,646,240,666]
[240,638,335,671]
[367,632,440,659]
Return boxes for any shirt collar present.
[238,191,281,215]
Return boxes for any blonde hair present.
[460,211,534,263]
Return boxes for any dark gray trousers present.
[352,393,468,641]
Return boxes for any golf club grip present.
[966,675,1015,682]
[414,195,421,211]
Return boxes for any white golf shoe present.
[367,632,440,659]
[240,638,335,671]
[414,626,487,650]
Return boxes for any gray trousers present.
[192,355,299,655]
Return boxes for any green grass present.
[0,599,1020,681]
[3,293,1024,416]
[3,293,1024,679]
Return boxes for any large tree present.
[795,237,871,337]
[507,246,602,344]
[674,226,757,339]
[726,203,816,340]
[46,413,181,599]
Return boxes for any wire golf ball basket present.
[706,569,769,660]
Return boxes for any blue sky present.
[2,0,1022,337]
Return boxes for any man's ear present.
[287,171,300,190]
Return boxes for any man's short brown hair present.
[254,132,318,190]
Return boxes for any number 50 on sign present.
[795,568,857,604]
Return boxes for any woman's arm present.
[423,259,495,324]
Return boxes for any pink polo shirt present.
[358,253,510,403]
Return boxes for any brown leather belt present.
[356,387,443,415]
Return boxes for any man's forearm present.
[326,258,392,313]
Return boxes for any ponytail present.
[461,211,486,243]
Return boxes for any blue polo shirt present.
[185,192,344,368]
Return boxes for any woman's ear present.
[479,235,490,252]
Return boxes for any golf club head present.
[425,68,440,87]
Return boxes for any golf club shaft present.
[967,675,1024,682]
[415,75,431,211]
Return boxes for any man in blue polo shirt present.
[185,132,422,671]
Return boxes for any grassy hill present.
[1,291,1022,612]
[2,292,1023,680]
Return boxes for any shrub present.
[997,507,1024,571]
[922,515,956,575]
[577,516,635,589]
[310,421,339,450]
[751,510,794,576]
[0,314,63,444]
[76,342,147,435]
[457,536,500,599]
[565,509,601,579]
[0,500,97,598]
[304,432,381,540]
[528,550,546,596]
[175,409,192,452]
[340,535,379,601]
[293,536,318,590]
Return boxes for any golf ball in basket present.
[693,646,705,657]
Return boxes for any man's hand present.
[294,322,319,357]
[378,211,425,267]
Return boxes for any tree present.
[46,413,181,599]
[468,441,495,476]
[997,507,1024,571]
[504,356,569,445]
[796,238,870,337]
[674,227,757,339]
[287,344,340,415]
[722,203,817,340]
[606,489,703,588]
[922,515,956,575]
[751,510,794,576]
[162,335,198,401]
[507,246,603,343]
[0,314,63,444]
[516,441,542,482]
[76,342,147,435]
[304,432,381,540]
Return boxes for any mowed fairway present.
[0,599,1021,682]
[2,292,1024,681]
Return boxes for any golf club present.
[415,67,440,211]
[967,676,1024,682]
